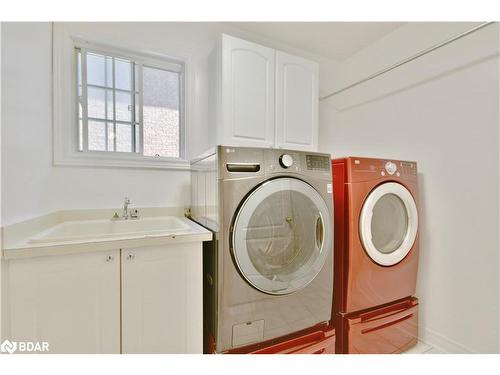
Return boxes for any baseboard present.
[422,327,476,354]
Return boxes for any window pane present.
[77,50,82,96]
[143,66,180,158]
[88,87,106,119]
[134,93,139,122]
[115,58,132,91]
[79,48,182,157]
[135,125,140,153]
[78,102,83,151]
[107,122,114,151]
[88,121,106,151]
[116,91,132,122]
[87,53,105,87]
[106,56,113,88]
[105,90,113,120]
[116,123,133,152]
[78,118,83,151]
[134,64,140,92]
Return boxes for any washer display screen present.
[306,155,330,171]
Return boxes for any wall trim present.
[423,327,476,354]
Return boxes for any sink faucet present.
[111,197,139,220]
[123,197,131,219]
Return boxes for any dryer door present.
[359,182,418,266]
[232,178,332,295]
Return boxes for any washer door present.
[359,182,418,266]
[232,178,332,295]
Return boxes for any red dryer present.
[332,157,420,354]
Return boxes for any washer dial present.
[279,154,294,168]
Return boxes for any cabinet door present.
[121,243,203,354]
[275,51,319,151]
[6,250,120,353]
[221,34,275,148]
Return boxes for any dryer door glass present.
[232,178,332,295]
[371,194,408,254]
[359,182,418,266]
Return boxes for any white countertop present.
[2,214,212,260]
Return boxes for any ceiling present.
[228,22,404,61]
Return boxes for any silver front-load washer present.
[190,146,333,353]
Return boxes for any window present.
[76,47,184,160]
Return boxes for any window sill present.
[54,151,190,170]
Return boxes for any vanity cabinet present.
[209,34,319,151]
[5,250,121,353]
[4,243,203,353]
[121,244,203,354]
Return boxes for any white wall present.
[319,22,500,353]
[1,22,338,227]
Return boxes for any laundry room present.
[0,1,499,373]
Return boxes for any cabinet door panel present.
[121,243,203,353]
[7,251,120,353]
[221,34,275,147]
[276,51,318,151]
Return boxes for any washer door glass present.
[359,182,418,266]
[232,178,332,295]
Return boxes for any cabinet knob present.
[127,253,135,261]
[106,255,114,262]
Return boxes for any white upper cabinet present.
[275,51,319,151]
[210,34,319,151]
[220,34,276,148]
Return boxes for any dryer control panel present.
[347,157,417,183]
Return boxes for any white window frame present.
[53,24,190,170]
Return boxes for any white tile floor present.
[403,340,444,354]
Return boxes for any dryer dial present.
[279,154,294,168]
[385,161,397,175]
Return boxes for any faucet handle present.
[130,209,139,219]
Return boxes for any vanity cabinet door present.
[6,250,120,353]
[121,243,203,354]
[275,51,319,151]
